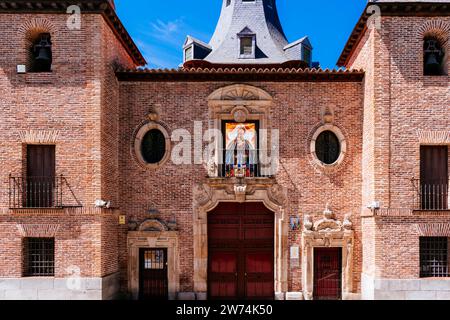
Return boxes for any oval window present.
[141,129,166,164]
[315,131,341,165]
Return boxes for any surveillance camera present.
[367,201,380,210]
[95,200,111,208]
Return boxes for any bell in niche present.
[424,39,443,75]
[425,52,439,68]
[33,34,52,72]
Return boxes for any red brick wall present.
[0,12,135,279]
[348,16,450,280]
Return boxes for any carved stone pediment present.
[304,204,352,233]
[138,219,169,232]
[208,84,273,103]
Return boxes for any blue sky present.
[115,0,367,69]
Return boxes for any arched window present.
[315,131,341,165]
[424,37,446,76]
[141,129,166,164]
[30,33,52,72]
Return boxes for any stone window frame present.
[133,121,171,170]
[309,124,347,171]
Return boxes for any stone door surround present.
[127,219,179,300]
[302,205,354,300]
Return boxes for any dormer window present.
[185,46,193,62]
[31,33,52,73]
[424,37,446,76]
[182,36,212,63]
[238,27,256,59]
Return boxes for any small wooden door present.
[26,145,55,208]
[420,146,449,210]
[139,248,168,300]
[314,248,342,300]
[208,203,274,300]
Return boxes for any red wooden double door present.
[208,202,274,300]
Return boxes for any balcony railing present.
[216,148,275,178]
[412,178,449,211]
[9,175,82,209]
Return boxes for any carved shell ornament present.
[223,88,259,101]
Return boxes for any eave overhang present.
[337,1,450,68]
[0,0,146,66]
[116,67,365,83]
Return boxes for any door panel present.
[245,251,274,299]
[26,145,56,208]
[314,248,342,300]
[208,252,238,299]
[208,202,274,300]
[139,248,168,300]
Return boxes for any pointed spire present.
[183,0,313,66]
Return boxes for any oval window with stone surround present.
[134,122,171,169]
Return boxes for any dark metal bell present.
[33,37,52,71]
[425,52,439,68]
[35,46,51,62]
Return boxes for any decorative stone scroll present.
[302,204,354,300]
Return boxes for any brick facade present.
[0,1,449,300]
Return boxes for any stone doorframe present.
[127,219,179,300]
[192,178,289,299]
[301,205,354,300]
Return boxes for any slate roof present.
[190,0,311,65]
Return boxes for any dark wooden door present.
[139,248,168,300]
[26,145,56,208]
[314,248,342,300]
[208,203,274,300]
[420,146,449,210]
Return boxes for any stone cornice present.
[338,1,450,67]
[0,0,146,66]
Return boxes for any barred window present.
[23,238,55,277]
[420,237,449,278]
